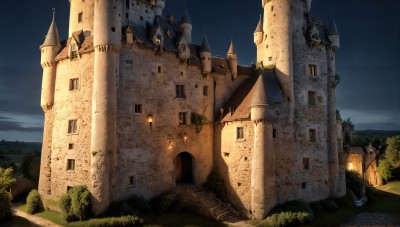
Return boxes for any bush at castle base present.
[26,189,41,214]
[59,185,91,222]
[258,200,314,226]
[0,189,13,221]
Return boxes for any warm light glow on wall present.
[349,162,354,170]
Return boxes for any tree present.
[0,167,16,221]
[378,136,400,181]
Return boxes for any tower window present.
[273,129,277,138]
[175,85,185,98]
[126,60,133,69]
[157,66,162,73]
[237,127,244,140]
[126,0,130,9]
[78,12,83,23]
[308,64,317,76]
[271,6,274,11]
[111,27,116,32]
[268,56,272,61]
[303,158,310,170]
[179,112,187,125]
[309,129,316,142]
[301,182,307,189]
[308,91,316,106]
[68,120,78,134]
[67,159,75,171]
[68,143,74,150]
[70,43,78,60]
[69,78,79,91]
[203,86,209,96]
[134,104,142,113]
[128,176,136,187]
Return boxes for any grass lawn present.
[310,181,400,226]
[2,216,32,227]
[16,203,68,226]
[141,212,226,227]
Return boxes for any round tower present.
[227,40,238,79]
[250,71,277,220]
[180,8,192,43]
[328,19,340,50]
[253,15,263,46]
[68,0,95,37]
[200,35,212,75]
[258,0,296,122]
[38,12,61,199]
[154,0,165,17]
[91,0,121,215]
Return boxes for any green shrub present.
[346,170,364,198]
[0,189,13,221]
[59,185,91,222]
[69,215,144,226]
[150,191,177,213]
[261,200,313,226]
[203,170,228,202]
[26,189,41,214]
[320,199,338,212]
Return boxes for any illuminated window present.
[68,120,78,134]
[237,127,244,140]
[179,112,187,125]
[67,159,75,171]
[69,78,79,91]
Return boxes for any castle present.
[38,0,346,220]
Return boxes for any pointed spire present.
[181,7,191,25]
[254,15,263,33]
[328,18,339,35]
[227,40,236,54]
[200,34,212,53]
[42,9,61,48]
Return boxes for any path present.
[12,208,62,227]
[341,213,400,227]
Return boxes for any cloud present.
[0,118,43,132]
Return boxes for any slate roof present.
[42,19,61,47]
[219,69,283,122]
[328,18,339,35]
[55,35,94,61]
[200,35,212,52]
[254,17,263,33]
[227,41,236,54]
[306,15,338,45]
[180,8,191,24]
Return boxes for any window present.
[67,186,73,192]
[237,127,244,140]
[268,56,272,61]
[309,129,316,142]
[176,85,185,98]
[126,0,130,9]
[111,27,115,32]
[134,104,142,113]
[301,182,307,189]
[125,60,133,69]
[203,86,209,96]
[271,6,274,11]
[303,158,310,170]
[308,64,317,76]
[69,78,79,91]
[78,12,83,23]
[128,176,136,187]
[273,129,277,138]
[68,143,74,150]
[157,66,162,73]
[68,120,78,134]
[67,159,75,171]
[179,112,187,125]
[70,43,78,60]
[308,91,316,106]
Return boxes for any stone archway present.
[174,152,194,184]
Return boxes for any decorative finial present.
[52,8,56,20]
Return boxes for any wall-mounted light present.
[183,132,188,142]
[147,114,153,131]
[349,162,353,170]
[167,138,173,147]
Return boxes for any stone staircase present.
[172,185,245,224]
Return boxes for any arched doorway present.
[174,152,194,184]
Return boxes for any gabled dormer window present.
[70,43,78,60]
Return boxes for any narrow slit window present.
[67,159,75,171]
[237,127,244,140]
[203,86,209,96]
[308,64,317,76]
[309,129,316,142]
[69,78,79,91]
[303,158,310,170]
[179,112,187,125]
[68,120,78,134]
[176,85,185,98]
[308,91,316,106]
[78,12,83,23]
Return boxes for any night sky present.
[0,0,399,142]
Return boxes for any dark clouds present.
[0,0,399,142]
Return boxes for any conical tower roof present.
[254,16,263,33]
[227,40,236,54]
[200,35,212,53]
[328,18,339,35]
[250,69,283,107]
[180,8,191,24]
[42,18,61,48]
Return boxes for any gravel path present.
[341,213,400,227]
[13,208,62,227]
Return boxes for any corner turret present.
[40,13,61,111]
[200,35,212,75]
[328,18,340,50]
[180,8,192,43]
[154,0,165,17]
[227,40,238,79]
[253,16,263,45]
